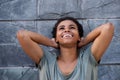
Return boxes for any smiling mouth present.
[62,33,73,39]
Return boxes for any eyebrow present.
[57,23,77,29]
[69,24,76,27]
[58,25,65,28]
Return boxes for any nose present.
[64,27,70,32]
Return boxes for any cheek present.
[56,30,62,37]
[75,33,81,40]
[55,32,60,42]
[74,31,79,36]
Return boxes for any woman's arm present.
[79,23,114,61]
[17,30,58,64]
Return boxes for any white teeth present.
[63,34,72,38]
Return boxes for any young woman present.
[17,17,114,80]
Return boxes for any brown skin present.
[78,23,114,61]
[17,30,57,64]
[55,20,81,75]
[17,20,114,75]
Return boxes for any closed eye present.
[69,25,76,29]
[70,26,75,29]
[58,25,65,30]
[59,27,64,30]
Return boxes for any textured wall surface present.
[0,0,120,80]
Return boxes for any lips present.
[62,33,73,39]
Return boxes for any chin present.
[61,41,77,45]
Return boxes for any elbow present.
[104,22,114,33]
[16,30,29,40]
[106,23,114,32]
[17,30,24,39]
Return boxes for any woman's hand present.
[51,38,59,48]
[78,37,86,48]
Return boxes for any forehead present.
[57,20,77,27]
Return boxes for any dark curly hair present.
[52,17,84,38]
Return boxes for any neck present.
[58,45,78,63]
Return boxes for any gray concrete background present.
[0,0,120,80]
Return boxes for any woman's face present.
[56,20,80,47]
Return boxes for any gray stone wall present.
[0,0,120,80]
